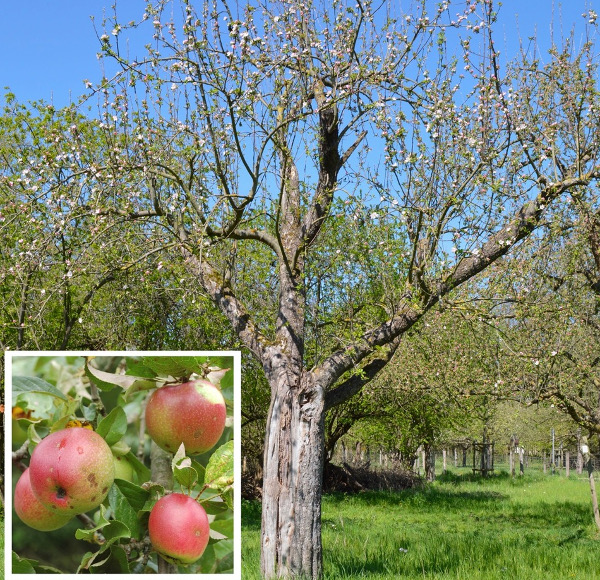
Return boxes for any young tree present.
[4,1,600,577]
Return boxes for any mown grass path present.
[242,471,600,579]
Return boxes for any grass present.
[241,469,600,579]
[1,510,4,577]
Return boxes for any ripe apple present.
[148,493,210,565]
[145,380,227,455]
[14,468,73,531]
[28,427,115,514]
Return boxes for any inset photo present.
[5,351,240,577]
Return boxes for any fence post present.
[565,451,570,478]
[577,429,584,474]
[443,449,447,474]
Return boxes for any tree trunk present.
[261,372,326,579]
[588,460,600,533]
[582,438,600,533]
[425,446,436,482]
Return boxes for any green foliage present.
[10,354,236,574]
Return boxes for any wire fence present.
[329,443,600,477]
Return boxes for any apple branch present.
[182,249,272,368]
[317,171,599,406]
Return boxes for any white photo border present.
[4,350,242,580]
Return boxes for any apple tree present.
[10,354,235,574]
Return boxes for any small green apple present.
[113,454,135,482]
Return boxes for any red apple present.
[145,380,227,455]
[148,493,210,565]
[14,468,72,531]
[28,427,115,514]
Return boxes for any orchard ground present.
[242,467,600,579]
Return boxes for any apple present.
[148,493,210,565]
[145,380,227,455]
[12,406,34,446]
[14,468,73,531]
[28,427,115,514]
[113,454,135,482]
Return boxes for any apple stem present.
[137,398,148,462]
[77,512,96,529]
[89,381,106,417]
[12,440,29,472]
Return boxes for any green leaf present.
[75,506,110,542]
[124,361,161,378]
[212,539,235,573]
[222,487,234,510]
[141,483,166,512]
[171,444,199,489]
[13,375,67,400]
[195,539,234,574]
[81,401,100,422]
[172,442,187,465]
[174,464,199,489]
[104,546,130,573]
[78,551,101,573]
[15,391,78,427]
[110,439,131,457]
[210,518,234,539]
[108,480,149,539]
[124,379,163,401]
[102,520,132,542]
[205,440,234,491]
[141,355,213,378]
[123,451,151,483]
[33,563,65,574]
[113,479,149,511]
[191,460,206,488]
[85,358,156,393]
[12,551,37,574]
[96,406,127,446]
[202,500,230,515]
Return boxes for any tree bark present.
[425,446,436,482]
[582,438,600,533]
[261,370,326,579]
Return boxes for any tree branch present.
[316,171,599,401]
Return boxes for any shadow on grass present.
[437,469,520,484]
[242,499,262,531]
[325,485,510,512]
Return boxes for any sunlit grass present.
[242,470,600,579]
[1,510,4,575]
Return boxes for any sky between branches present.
[0,1,597,107]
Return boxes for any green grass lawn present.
[242,470,600,579]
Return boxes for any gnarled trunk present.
[261,370,325,579]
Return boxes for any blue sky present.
[0,1,597,107]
